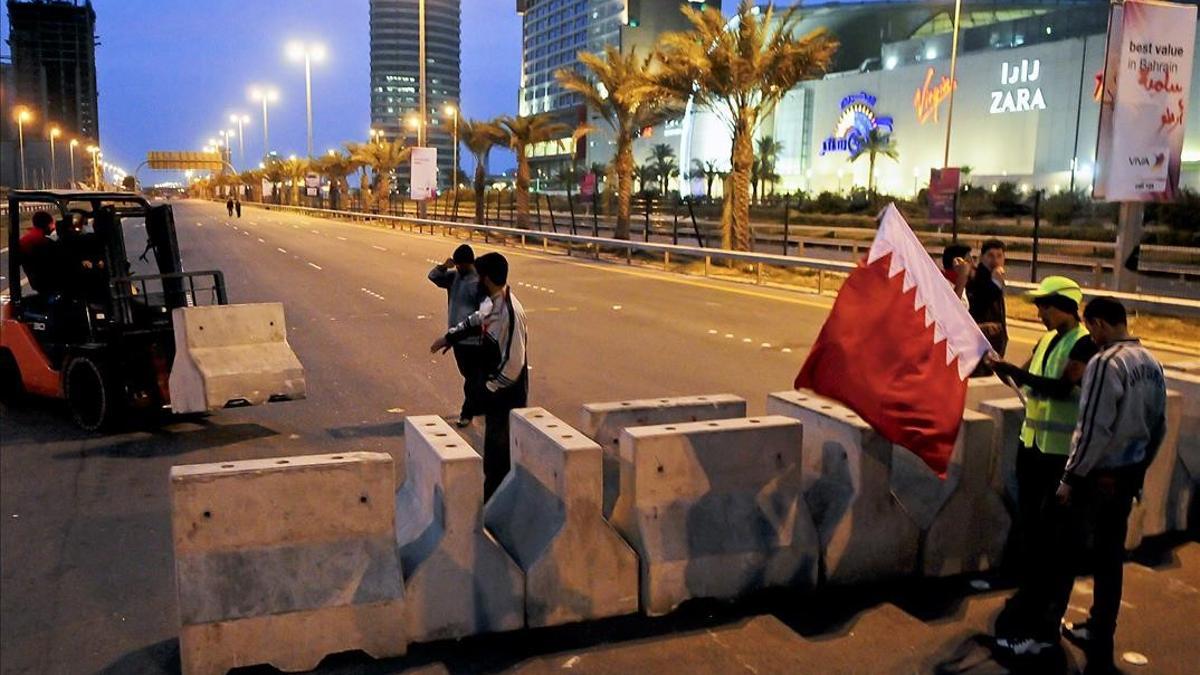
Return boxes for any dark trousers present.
[996,443,1069,640]
[1045,470,1137,649]
[452,343,485,419]
[482,369,528,500]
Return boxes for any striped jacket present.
[1062,338,1167,487]
[445,287,528,392]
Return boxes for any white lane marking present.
[249,221,259,225]
[242,231,250,236]
[781,347,792,353]
[742,337,752,343]
[372,245,387,251]
[361,287,386,301]
[548,289,556,293]
[232,225,238,230]
[277,247,288,253]
[416,314,428,320]
[708,329,718,334]
[310,229,320,235]
[760,342,772,348]
[611,304,622,310]
[337,236,347,241]
[724,333,734,339]
[307,262,323,270]
[195,222,203,227]
[257,238,265,243]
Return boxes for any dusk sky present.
[2,0,526,178]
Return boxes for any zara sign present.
[990,59,1047,114]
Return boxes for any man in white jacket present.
[431,253,528,498]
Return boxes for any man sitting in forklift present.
[17,211,60,295]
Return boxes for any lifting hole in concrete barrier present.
[276,460,289,465]
[563,434,574,439]
[620,402,631,406]
[331,455,344,459]
[203,510,212,518]
[749,419,761,424]
[664,426,676,431]
[707,422,720,427]
[221,464,235,468]
[359,495,368,503]
[548,424,558,428]
[434,433,447,437]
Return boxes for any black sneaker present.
[455,415,472,428]
[1062,620,1104,648]
[994,636,1056,657]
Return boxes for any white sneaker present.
[995,636,1056,656]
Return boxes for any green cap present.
[1026,275,1083,304]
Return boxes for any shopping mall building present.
[656,0,1200,197]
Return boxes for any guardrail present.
[246,200,1200,319]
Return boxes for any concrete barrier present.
[977,397,1025,512]
[1126,391,1186,547]
[965,376,1012,412]
[395,416,524,642]
[1166,360,1200,374]
[1165,371,1200,533]
[170,452,404,674]
[767,391,920,584]
[169,302,306,413]
[484,408,639,627]
[889,411,1011,576]
[579,394,747,517]
[610,416,818,615]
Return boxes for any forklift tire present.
[0,349,23,404]
[64,355,123,432]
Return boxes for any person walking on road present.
[234,199,242,218]
[1047,297,1167,673]
[987,276,1098,658]
[428,244,485,427]
[968,238,1009,359]
[226,198,234,217]
[430,252,528,499]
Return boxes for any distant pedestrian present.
[987,276,1098,658]
[226,198,234,217]
[234,199,242,218]
[1049,297,1167,672]
[968,238,1008,358]
[428,244,485,427]
[941,243,973,309]
[431,252,528,499]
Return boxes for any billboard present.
[147,151,224,171]
[410,147,438,201]
[1094,0,1197,201]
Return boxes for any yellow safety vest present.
[1020,324,1088,455]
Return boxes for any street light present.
[286,41,325,157]
[14,107,33,188]
[48,126,61,188]
[69,138,79,187]
[369,128,382,145]
[229,113,250,168]
[249,86,279,158]
[86,145,100,188]
[444,104,459,186]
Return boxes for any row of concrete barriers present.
[169,365,1199,674]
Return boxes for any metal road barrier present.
[246,201,1200,319]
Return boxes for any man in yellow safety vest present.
[986,276,1098,657]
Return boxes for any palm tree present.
[496,114,570,229]
[648,143,679,196]
[350,139,411,212]
[750,157,762,205]
[756,135,784,197]
[634,164,657,195]
[690,159,723,201]
[262,158,287,204]
[556,45,672,239]
[460,118,507,223]
[280,157,309,205]
[314,151,360,209]
[848,127,899,196]
[239,168,265,202]
[655,1,837,250]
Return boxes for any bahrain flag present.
[795,204,992,476]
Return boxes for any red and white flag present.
[795,204,992,476]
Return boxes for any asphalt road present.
[1,199,1197,674]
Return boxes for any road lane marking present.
[277,247,288,253]
[611,305,622,310]
[337,236,348,241]
[258,238,265,243]
[781,347,792,353]
[372,245,387,251]
[708,329,718,334]
[761,342,772,348]
[725,333,734,339]
[307,262,323,270]
[742,337,752,343]
[242,231,250,236]
[195,222,203,227]
[311,229,320,234]
[360,287,386,301]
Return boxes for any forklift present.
[1,190,305,430]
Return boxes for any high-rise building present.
[516,0,720,174]
[369,0,461,183]
[5,0,99,140]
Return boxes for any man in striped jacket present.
[432,252,529,498]
[1049,296,1167,672]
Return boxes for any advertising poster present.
[927,167,960,225]
[410,147,438,201]
[1094,0,1197,201]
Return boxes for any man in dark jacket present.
[968,238,1009,358]
[428,244,485,427]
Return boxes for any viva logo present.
[1128,153,1166,168]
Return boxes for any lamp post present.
[15,107,32,188]
[48,126,61,188]
[941,0,963,168]
[86,145,100,188]
[444,104,458,187]
[69,138,79,187]
[286,42,325,157]
[230,113,250,168]
[249,86,278,158]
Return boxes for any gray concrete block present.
[485,408,639,627]
[610,416,818,616]
[1126,391,1184,549]
[1165,371,1200,533]
[396,416,524,642]
[767,391,920,585]
[170,452,404,674]
[965,376,1013,412]
[1166,360,1200,374]
[580,394,747,518]
[978,397,1025,513]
